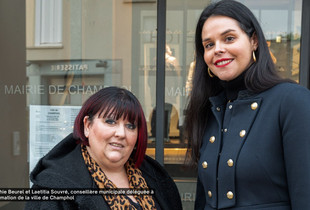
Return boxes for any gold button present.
[227,191,234,199]
[251,102,258,110]
[208,190,212,198]
[227,159,234,167]
[209,136,215,143]
[216,107,221,112]
[240,130,246,137]
[202,161,208,169]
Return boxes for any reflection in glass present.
[26,0,303,209]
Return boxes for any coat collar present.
[209,89,257,106]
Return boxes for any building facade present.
[0,0,309,209]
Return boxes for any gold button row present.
[203,102,256,202]
[207,190,234,199]
[217,102,258,112]
[208,129,246,142]
[202,159,234,169]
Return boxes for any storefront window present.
[25,0,302,209]
[243,0,302,82]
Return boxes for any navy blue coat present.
[195,83,310,209]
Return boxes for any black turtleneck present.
[219,71,247,102]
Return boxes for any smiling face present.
[83,114,138,171]
[202,15,258,81]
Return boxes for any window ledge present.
[28,45,64,49]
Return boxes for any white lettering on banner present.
[50,64,88,71]
[4,85,45,95]
[166,87,189,97]
[181,192,196,202]
[48,85,109,95]
[139,29,194,43]
[3,85,131,95]
[49,85,65,94]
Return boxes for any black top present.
[219,71,247,102]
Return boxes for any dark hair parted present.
[73,86,147,168]
[185,0,294,166]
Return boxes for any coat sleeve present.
[194,176,206,209]
[141,156,183,210]
[280,85,310,209]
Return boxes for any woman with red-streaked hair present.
[26,86,182,210]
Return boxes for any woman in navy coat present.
[184,0,310,209]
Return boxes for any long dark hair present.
[184,0,293,166]
[73,86,148,168]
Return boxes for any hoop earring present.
[253,51,257,62]
[208,67,214,78]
